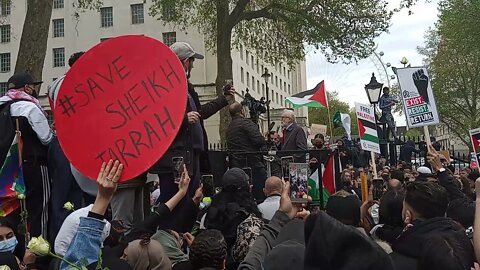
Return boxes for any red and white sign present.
[55,35,187,182]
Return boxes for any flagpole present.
[326,105,334,142]
[15,119,29,244]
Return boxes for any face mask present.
[0,236,18,253]
[31,90,39,99]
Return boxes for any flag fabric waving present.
[470,128,480,166]
[333,111,352,140]
[285,81,328,108]
[0,133,25,216]
[308,153,336,207]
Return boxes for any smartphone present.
[223,79,233,94]
[372,178,384,201]
[288,163,308,203]
[201,174,215,197]
[242,167,253,185]
[281,156,294,180]
[172,157,184,184]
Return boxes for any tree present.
[14,0,53,80]
[148,0,406,142]
[308,91,358,137]
[418,0,480,148]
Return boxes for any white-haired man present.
[280,109,307,151]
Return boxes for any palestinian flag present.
[308,154,336,207]
[357,118,379,144]
[333,112,352,140]
[285,81,328,108]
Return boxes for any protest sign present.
[470,128,480,167]
[55,35,188,182]
[396,67,440,128]
[308,124,327,140]
[355,103,380,154]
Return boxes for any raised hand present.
[178,164,191,195]
[412,69,429,104]
[92,160,123,216]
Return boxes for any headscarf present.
[151,230,189,266]
[126,239,172,270]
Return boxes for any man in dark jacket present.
[226,102,267,201]
[152,42,235,203]
[280,109,307,162]
[390,181,475,270]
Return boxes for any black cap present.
[221,168,249,190]
[8,73,43,89]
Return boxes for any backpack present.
[0,101,17,167]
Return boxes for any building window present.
[271,90,274,101]
[281,95,283,105]
[288,70,291,79]
[53,0,64,9]
[1,1,10,16]
[246,72,250,87]
[256,59,259,73]
[257,80,260,93]
[284,82,286,92]
[283,66,286,76]
[162,3,176,20]
[246,51,249,65]
[53,48,65,67]
[0,53,10,72]
[130,4,144,24]
[270,73,273,83]
[100,7,113,28]
[288,84,291,94]
[162,32,176,47]
[262,84,265,97]
[241,67,244,83]
[0,25,10,43]
[52,19,64,38]
[280,79,283,90]
[276,93,279,103]
[275,76,278,87]
[240,45,243,60]
[251,76,254,90]
[250,56,254,69]
[0,82,8,95]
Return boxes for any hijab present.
[152,230,189,266]
[126,239,172,270]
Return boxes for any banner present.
[470,128,480,167]
[308,124,327,140]
[55,35,188,181]
[396,67,440,128]
[355,103,380,154]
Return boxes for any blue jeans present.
[60,217,105,270]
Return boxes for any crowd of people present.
[2,40,480,270]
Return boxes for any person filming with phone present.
[151,42,235,206]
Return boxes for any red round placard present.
[55,35,187,182]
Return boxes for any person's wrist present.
[91,196,110,215]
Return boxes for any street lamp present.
[364,73,383,105]
[261,68,272,129]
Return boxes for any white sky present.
[305,0,439,126]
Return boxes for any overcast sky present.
[305,0,440,125]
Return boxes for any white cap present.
[417,166,432,175]
[170,42,204,60]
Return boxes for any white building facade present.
[0,0,307,144]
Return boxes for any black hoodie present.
[390,217,474,270]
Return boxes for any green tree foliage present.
[308,92,358,137]
[418,0,480,147]
[404,128,422,138]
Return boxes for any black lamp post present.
[261,68,272,128]
[364,73,383,120]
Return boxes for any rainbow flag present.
[0,134,25,216]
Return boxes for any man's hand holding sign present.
[54,35,188,182]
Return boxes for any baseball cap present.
[221,168,249,190]
[170,42,204,61]
[8,73,43,89]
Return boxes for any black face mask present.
[31,90,39,98]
